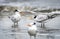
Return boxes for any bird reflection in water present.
[11,24,20,32]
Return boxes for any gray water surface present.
[0,12,60,39]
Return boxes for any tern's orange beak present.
[26,24,32,27]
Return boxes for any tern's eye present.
[33,23,36,25]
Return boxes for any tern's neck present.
[15,12,20,15]
[15,12,21,16]
[15,12,19,14]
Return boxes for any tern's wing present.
[20,11,37,16]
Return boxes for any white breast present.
[28,25,37,31]
[28,25,37,35]
[9,12,21,22]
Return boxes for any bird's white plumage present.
[51,11,60,14]
[9,11,21,23]
[28,25,37,35]
[27,23,37,37]
[28,25,37,31]
[34,14,48,22]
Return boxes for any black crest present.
[34,15,37,18]
[14,10,18,12]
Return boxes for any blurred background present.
[0,0,60,8]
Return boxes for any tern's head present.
[34,15,37,19]
[14,9,24,15]
[14,9,19,12]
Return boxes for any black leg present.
[41,23,42,28]
[34,35,36,39]
[17,22,18,25]
[14,22,15,26]
[41,22,45,28]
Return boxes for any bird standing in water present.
[8,10,21,27]
[26,22,37,39]
[34,14,48,28]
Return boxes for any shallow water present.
[0,12,60,39]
